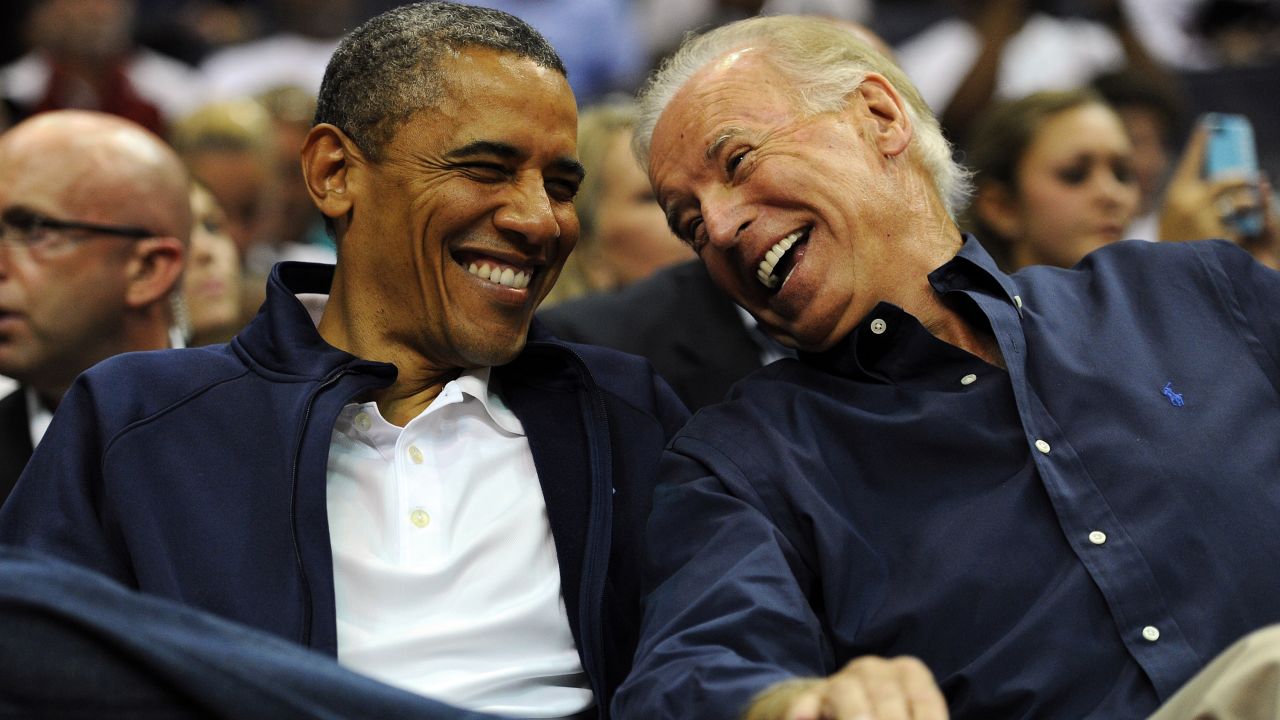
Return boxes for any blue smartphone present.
[1201,113,1263,237]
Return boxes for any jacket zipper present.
[527,341,614,714]
[289,365,348,647]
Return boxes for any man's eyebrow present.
[706,127,744,161]
[549,157,586,184]
[445,140,521,160]
[445,141,584,182]
[664,207,682,237]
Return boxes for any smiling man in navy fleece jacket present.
[0,4,686,719]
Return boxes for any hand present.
[745,656,949,720]
[1158,125,1274,252]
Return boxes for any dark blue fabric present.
[0,261,688,719]
[614,237,1280,720]
[0,545,502,719]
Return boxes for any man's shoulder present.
[78,345,250,419]
[1018,239,1247,297]
[675,360,815,440]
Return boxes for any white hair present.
[634,15,972,217]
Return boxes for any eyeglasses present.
[0,206,154,259]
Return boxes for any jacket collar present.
[231,262,395,381]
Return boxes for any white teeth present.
[756,229,804,289]
[466,261,531,290]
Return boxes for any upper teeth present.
[756,229,804,289]
[467,262,531,289]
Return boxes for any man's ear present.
[973,180,1024,241]
[854,73,912,158]
[124,236,185,309]
[301,123,361,224]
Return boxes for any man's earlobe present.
[302,124,358,221]
[125,237,185,309]
[857,74,912,158]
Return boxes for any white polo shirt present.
[326,368,592,717]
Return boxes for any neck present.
[896,222,1007,369]
[317,273,461,428]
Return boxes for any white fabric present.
[199,33,339,101]
[640,0,870,57]
[1122,0,1214,70]
[24,386,52,450]
[326,367,592,717]
[0,49,205,121]
[894,13,1125,114]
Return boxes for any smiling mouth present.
[455,252,535,290]
[756,228,809,290]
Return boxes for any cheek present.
[1021,179,1082,228]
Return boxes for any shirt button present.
[410,509,431,528]
[408,445,423,464]
[1088,530,1107,545]
[960,373,977,386]
[354,412,371,431]
[1035,439,1051,454]
[1142,625,1160,642]
[870,318,887,335]
[1013,295,1023,309]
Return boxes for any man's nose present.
[701,192,751,250]
[494,176,560,245]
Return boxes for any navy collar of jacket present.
[800,235,1020,380]
[230,262,398,382]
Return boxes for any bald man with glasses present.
[0,110,189,504]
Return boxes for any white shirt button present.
[354,412,372,432]
[410,509,431,528]
[1142,625,1160,642]
[1035,439,1051,454]
[870,318,887,335]
[1088,530,1107,545]
[1013,295,1023,309]
[960,373,977,386]
[408,445,424,464]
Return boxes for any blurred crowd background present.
[0,0,1275,340]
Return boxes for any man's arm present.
[1201,240,1280,381]
[613,439,946,720]
[0,375,133,583]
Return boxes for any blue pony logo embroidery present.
[1162,382,1185,407]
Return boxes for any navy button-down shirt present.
[614,237,1280,720]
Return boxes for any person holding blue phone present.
[1158,114,1279,269]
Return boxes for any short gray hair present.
[315,2,566,161]
[635,15,971,217]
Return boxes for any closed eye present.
[684,217,706,252]
[458,162,511,181]
[545,177,581,202]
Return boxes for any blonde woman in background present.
[181,183,246,346]
[543,100,693,307]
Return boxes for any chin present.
[457,336,527,369]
